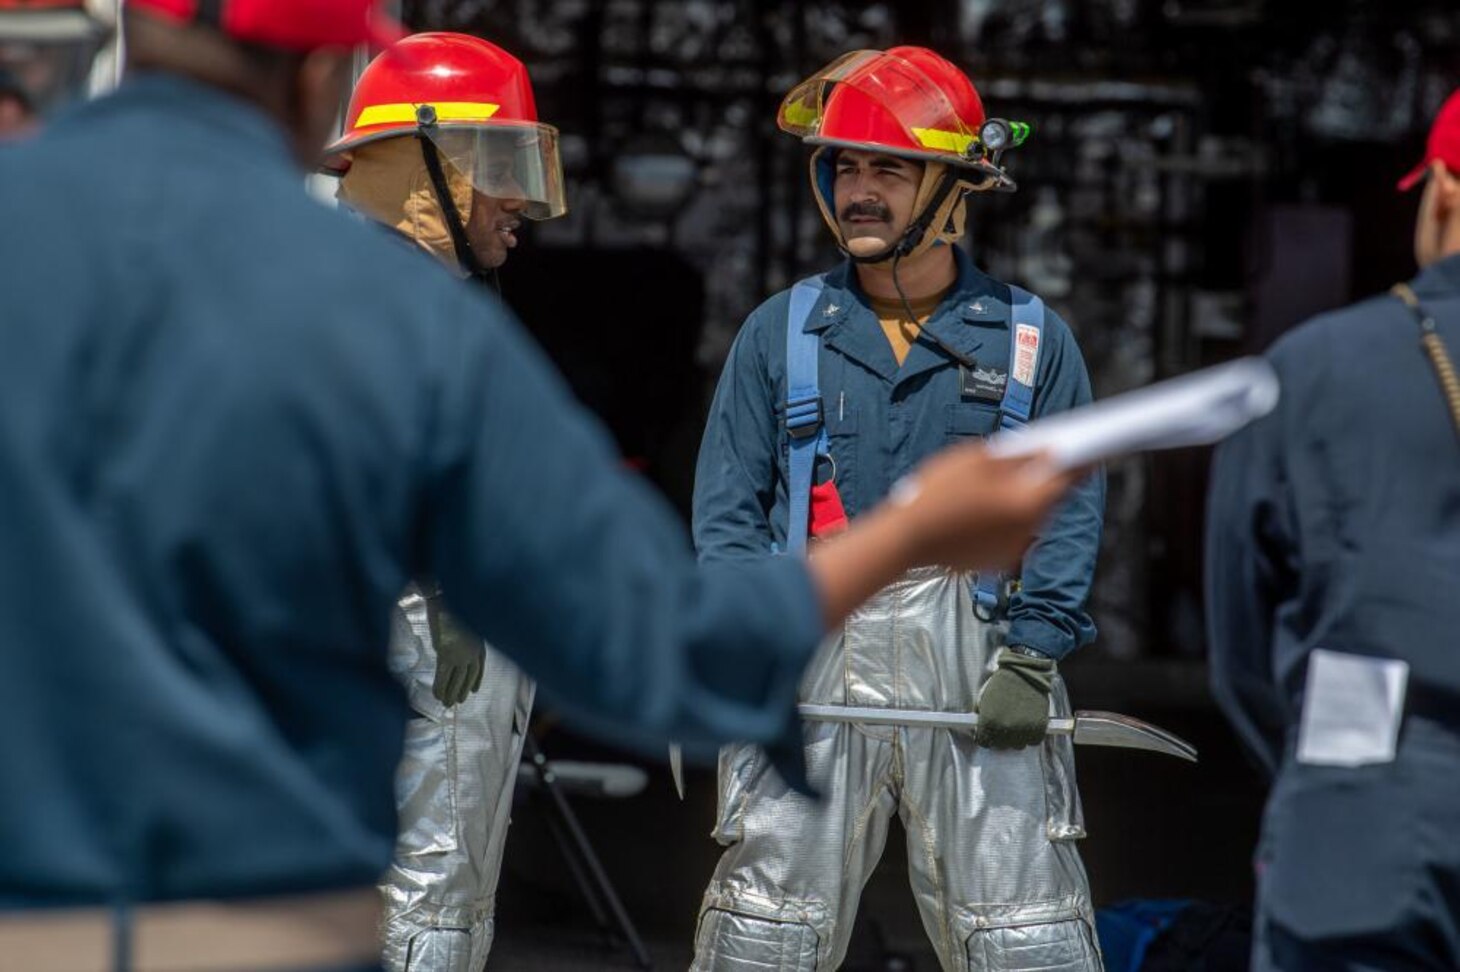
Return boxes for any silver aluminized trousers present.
[692,567,1102,972]
[380,591,535,972]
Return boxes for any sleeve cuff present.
[1006,618,1075,661]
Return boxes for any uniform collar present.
[62,71,295,168]
[1412,252,1460,298]
[800,246,1007,386]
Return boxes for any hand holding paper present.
[987,357,1281,470]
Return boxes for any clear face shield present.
[423,121,568,221]
[777,49,1022,190]
[0,34,100,116]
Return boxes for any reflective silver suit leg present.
[691,568,1102,972]
[691,722,898,971]
[380,592,536,972]
[900,700,1101,971]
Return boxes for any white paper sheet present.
[1296,649,1409,767]
[987,357,1281,470]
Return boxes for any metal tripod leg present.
[542,799,612,933]
[524,733,653,970]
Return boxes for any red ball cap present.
[129,0,402,52]
[1399,89,1460,192]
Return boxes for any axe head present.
[669,744,686,799]
[1072,711,1198,762]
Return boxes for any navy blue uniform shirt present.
[694,250,1105,659]
[0,74,822,906]
[1206,254,1460,774]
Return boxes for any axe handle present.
[797,704,1197,762]
[798,703,1075,734]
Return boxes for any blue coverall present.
[688,250,1108,971]
[0,73,822,934]
[694,248,1105,659]
[1206,254,1460,970]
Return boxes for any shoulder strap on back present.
[1393,282,1460,439]
[785,276,828,555]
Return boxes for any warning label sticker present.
[1013,324,1041,385]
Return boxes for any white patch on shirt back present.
[1296,649,1409,767]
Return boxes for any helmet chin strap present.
[416,133,498,287]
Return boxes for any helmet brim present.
[802,135,1012,188]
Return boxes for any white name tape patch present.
[1013,324,1041,386]
[1296,649,1409,767]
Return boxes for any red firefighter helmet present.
[778,46,1028,264]
[323,31,566,220]
[779,46,1021,184]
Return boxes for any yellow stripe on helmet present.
[911,127,974,154]
[354,102,502,129]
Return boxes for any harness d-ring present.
[814,451,837,486]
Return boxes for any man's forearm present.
[804,448,1076,629]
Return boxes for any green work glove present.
[975,647,1056,749]
[426,598,485,707]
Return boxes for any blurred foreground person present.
[689,46,1106,972]
[0,0,109,135]
[1207,89,1460,971]
[0,2,1077,970]
[321,32,565,972]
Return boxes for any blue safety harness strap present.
[784,276,828,555]
[783,278,1045,603]
[973,284,1046,614]
[1000,285,1043,427]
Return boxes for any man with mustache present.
[689,47,1107,971]
[319,32,561,972]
